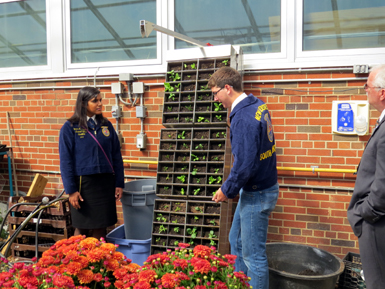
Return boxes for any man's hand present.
[115,187,123,201]
[69,191,83,209]
[212,187,228,203]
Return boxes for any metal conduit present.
[244,67,354,74]
[243,77,367,84]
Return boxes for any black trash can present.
[120,179,157,240]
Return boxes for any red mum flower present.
[93,273,103,282]
[177,243,190,249]
[139,269,157,283]
[193,245,212,258]
[173,258,188,270]
[133,280,152,289]
[214,280,228,289]
[77,269,94,284]
[52,273,75,288]
[223,254,237,265]
[195,286,208,289]
[161,273,178,288]
[193,259,211,274]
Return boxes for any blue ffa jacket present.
[221,94,277,199]
[59,120,124,195]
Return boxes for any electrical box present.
[332,101,370,135]
[136,106,146,118]
[133,82,145,94]
[136,133,147,150]
[119,73,134,82]
[111,82,123,94]
[111,105,121,118]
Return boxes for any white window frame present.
[293,0,385,68]
[64,0,163,71]
[1,0,385,81]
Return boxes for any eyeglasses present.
[364,83,383,90]
[213,87,224,96]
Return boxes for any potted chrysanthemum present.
[0,236,250,289]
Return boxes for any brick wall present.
[0,69,370,258]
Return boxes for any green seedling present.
[208,176,217,184]
[207,106,210,111]
[156,213,167,222]
[217,176,222,184]
[222,59,229,66]
[185,105,193,111]
[191,154,199,161]
[214,168,220,174]
[163,242,166,246]
[186,227,197,238]
[187,75,191,78]
[168,134,172,138]
[212,191,216,196]
[194,216,199,221]
[181,166,187,171]
[165,154,170,159]
[168,93,176,101]
[163,166,168,172]
[174,227,180,233]
[196,178,200,184]
[202,155,206,160]
[208,230,217,239]
[159,225,167,233]
[197,116,205,123]
[175,207,181,212]
[174,83,181,92]
[209,220,216,225]
[193,188,201,195]
[185,117,192,122]
[178,131,186,139]
[189,240,194,245]
[191,168,198,175]
[167,70,181,81]
[200,85,208,90]
[174,241,179,246]
[169,144,173,150]
[197,95,203,101]
[177,175,186,183]
[218,143,222,148]
[182,143,189,149]
[215,115,222,121]
[172,219,178,224]
[214,103,223,111]
[164,83,174,92]
[180,188,185,195]
[210,240,217,246]
[191,63,196,69]
[195,143,204,150]
[182,156,187,161]
[164,186,169,190]
[156,237,161,242]
[212,157,219,161]
[195,206,203,213]
[187,94,192,101]
[167,106,172,112]
[166,174,170,181]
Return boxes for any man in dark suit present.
[348,64,385,289]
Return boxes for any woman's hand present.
[69,191,83,209]
[115,187,123,201]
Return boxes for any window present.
[70,0,156,64]
[174,0,281,54]
[303,1,385,51]
[0,0,47,68]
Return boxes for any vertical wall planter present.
[151,199,232,254]
[153,46,242,255]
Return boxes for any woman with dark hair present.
[59,86,124,239]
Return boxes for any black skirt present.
[70,173,117,229]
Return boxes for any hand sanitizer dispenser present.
[332,101,369,135]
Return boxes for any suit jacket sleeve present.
[357,130,385,223]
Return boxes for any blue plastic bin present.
[106,225,151,265]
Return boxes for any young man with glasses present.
[348,64,385,289]
[208,67,278,289]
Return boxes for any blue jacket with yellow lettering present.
[59,120,124,195]
[221,94,277,199]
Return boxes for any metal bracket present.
[310,166,319,174]
[140,20,207,47]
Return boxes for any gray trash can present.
[120,179,157,240]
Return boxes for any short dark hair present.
[207,67,242,92]
[68,86,107,128]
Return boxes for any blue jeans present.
[229,183,279,289]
